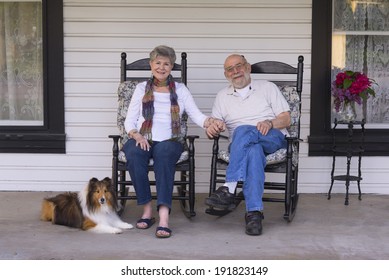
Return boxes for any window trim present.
[308,0,389,156]
[0,0,65,153]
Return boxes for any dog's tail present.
[40,192,84,228]
[40,199,55,222]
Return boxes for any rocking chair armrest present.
[108,135,122,157]
[212,134,228,143]
[284,136,302,160]
[108,135,121,143]
[186,135,200,143]
[285,136,302,143]
[186,135,200,157]
[211,134,228,154]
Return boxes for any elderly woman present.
[123,45,223,238]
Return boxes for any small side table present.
[328,119,365,205]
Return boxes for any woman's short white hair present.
[149,45,176,65]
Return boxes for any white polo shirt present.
[211,80,290,138]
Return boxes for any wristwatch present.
[266,120,273,129]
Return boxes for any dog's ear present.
[102,177,112,185]
[89,177,98,185]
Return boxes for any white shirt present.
[212,80,290,138]
[234,84,251,99]
[124,81,207,142]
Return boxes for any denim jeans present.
[226,125,287,212]
[123,139,183,210]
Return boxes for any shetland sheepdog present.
[40,177,133,234]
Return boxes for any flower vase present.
[339,101,357,122]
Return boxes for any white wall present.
[1,0,387,195]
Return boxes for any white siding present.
[1,0,388,195]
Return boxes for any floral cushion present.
[115,81,189,164]
[117,81,138,148]
[218,148,289,165]
[280,85,300,138]
[217,85,300,166]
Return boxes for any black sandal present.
[155,226,172,238]
[136,217,156,229]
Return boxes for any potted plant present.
[332,70,376,121]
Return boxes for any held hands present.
[205,118,226,139]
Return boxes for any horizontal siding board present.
[65,81,119,94]
[65,22,311,35]
[64,65,117,79]
[65,6,311,21]
[185,52,312,66]
[65,108,115,119]
[64,0,312,8]
[67,125,119,138]
[1,154,112,168]
[65,95,117,109]
[64,37,311,50]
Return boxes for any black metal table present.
[328,119,365,205]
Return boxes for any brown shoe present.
[245,211,264,236]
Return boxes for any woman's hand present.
[132,132,151,151]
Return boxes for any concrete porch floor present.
[0,191,388,260]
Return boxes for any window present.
[0,0,65,153]
[308,0,389,156]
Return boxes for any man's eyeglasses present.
[225,63,246,73]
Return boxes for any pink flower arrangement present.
[332,70,376,112]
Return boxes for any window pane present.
[0,1,43,126]
[331,0,389,126]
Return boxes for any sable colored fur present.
[40,177,133,234]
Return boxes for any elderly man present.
[205,54,291,236]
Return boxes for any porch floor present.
[0,191,388,260]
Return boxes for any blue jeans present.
[226,125,287,212]
[123,139,183,210]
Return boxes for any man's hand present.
[256,120,272,136]
[256,112,291,136]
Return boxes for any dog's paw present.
[112,228,123,234]
[121,223,134,230]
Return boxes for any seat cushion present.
[218,148,288,166]
[118,150,189,165]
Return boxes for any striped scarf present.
[140,75,181,141]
